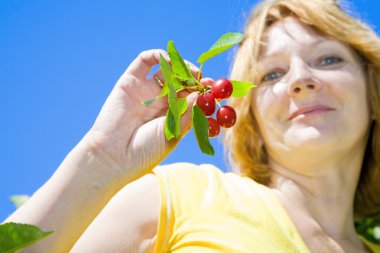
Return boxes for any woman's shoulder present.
[153,162,238,186]
[154,162,222,173]
[153,162,219,179]
[152,162,269,197]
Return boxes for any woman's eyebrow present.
[262,38,327,60]
[311,40,355,59]
[258,39,345,67]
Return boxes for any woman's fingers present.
[200,77,215,88]
[126,49,168,78]
[126,49,204,89]
[149,69,165,87]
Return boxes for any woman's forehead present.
[259,16,329,58]
[258,16,360,66]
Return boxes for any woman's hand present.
[82,49,202,184]
[5,49,212,252]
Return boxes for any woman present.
[4,0,380,252]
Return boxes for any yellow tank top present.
[152,163,380,253]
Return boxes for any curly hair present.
[224,0,380,218]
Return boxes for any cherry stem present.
[176,85,199,93]
[197,63,204,82]
[192,78,206,93]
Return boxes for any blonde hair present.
[224,0,380,217]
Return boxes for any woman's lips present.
[288,105,335,120]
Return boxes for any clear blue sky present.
[1,0,378,221]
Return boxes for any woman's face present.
[252,16,371,163]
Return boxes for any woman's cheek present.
[257,85,286,112]
[253,92,268,121]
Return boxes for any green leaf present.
[164,109,176,141]
[192,105,214,156]
[159,53,188,141]
[230,80,256,98]
[164,68,181,140]
[167,41,195,81]
[168,80,180,135]
[177,98,188,116]
[164,98,188,140]
[159,53,174,91]
[355,212,380,245]
[141,96,161,106]
[197,32,244,63]
[10,195,30,209]
[0,222,54,253]
[159,54,183,91]
[160,53,177,141]
[141,84,173,106]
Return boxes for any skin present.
[252,17,372,252]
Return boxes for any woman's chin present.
[283,126,342,151]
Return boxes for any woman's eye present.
[319,56,342,66]
[263,71,283,82]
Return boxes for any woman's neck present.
[268,147,364,243]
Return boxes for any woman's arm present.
[70,173,160,253]
[4,138,128,252]
[3,49,200,252]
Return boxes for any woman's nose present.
[287,58,321,96]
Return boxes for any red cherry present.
[207,118,220,138]
[211,78,233,100]
[196,93,216,116]
[216,106,236,128]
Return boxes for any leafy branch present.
[143,32,255,156]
